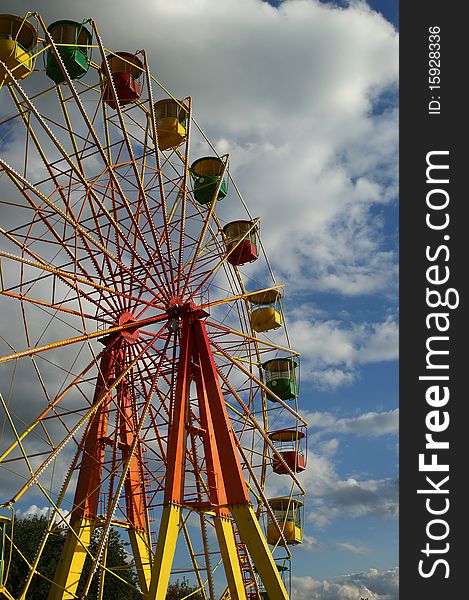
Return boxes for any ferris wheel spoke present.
[7,332,159,509]
[178,206,251,308]
[127,334,173,424]
[93,35,175,298]
[55,84,90,174]
[173,98,192,295]
[0,287,104,322]
[0,347,108,466]
[0,159,117,305]
[179,156,229,301]
[0,246,164,320]
[0,159,123,268]
[141,53,180,292]
[0,312,169,364]
[206,319,299,358]
[38,22,173,302]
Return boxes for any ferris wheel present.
[0,13,307,600]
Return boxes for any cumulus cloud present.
[292,567,399,600]
[14,504,71,525]
[267,423,398,529]
[15,504,50,519]
[306,474,398,528]
[284,315,398,389]
[4,0,398,302]
[301,533,323,552]
[306,408,399,437]
[0,0,398,587]
[336,541,369,554]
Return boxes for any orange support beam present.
[149,313,193,599]
[70,344,117,525]
[49,342,118,600]
[149,304,285,599]
[50,338,153,599]
[192,319,250,505]
[117,378,152,593]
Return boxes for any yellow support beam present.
[128,527,152,595]
[148,504,181,600]
[230,504,289,600]
[47,517,94,600]
[214,515,246,600]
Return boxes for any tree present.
[77,526,141,599]
[3,516,140,599]
[4,514,64,599]
[3,516,204,599]
[166,577,204,600]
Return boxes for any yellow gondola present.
[154,98,188,150]
[248,289,282,333]
[266,497,304,546]
[0,14,37,84]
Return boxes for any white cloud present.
[292,567,399,600]
[306,408,399,437]
[309,367,358,391]
[289,433,398,528]
[336,541,369,554]
[306,474,398,528]
[317,437,340,456]
[285,315,398,389]
[289,316,398,367]
[301,533,323,552]
[14,504,71,524]
[3,0,398,301]
[15,504,50,519]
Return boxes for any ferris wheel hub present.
[118,311,139,343]
[166,297,208,326]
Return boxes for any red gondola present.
[101,51,143,109]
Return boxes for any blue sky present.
[0,1,398,598]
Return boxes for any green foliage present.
[3,516,205,599]
[4,515,140,599]
[5,514,65,599]
[77,526,141,599]
[166,577,204,600]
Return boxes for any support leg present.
[214,515,247,600]
[47,517,94,600]
[231,504,289,600]
[147,504,182,600]
[128,528,152,595]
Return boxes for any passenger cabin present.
[101,52,143,109]
[248,289,282,333]
[223,220,258,266]
[154,98,188,150]
[262,357,298,401]
[190,156,227,205]
[46,20,91,84]
[268,428,306,474]
[266,497,304,546]
[0,14,37,83]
